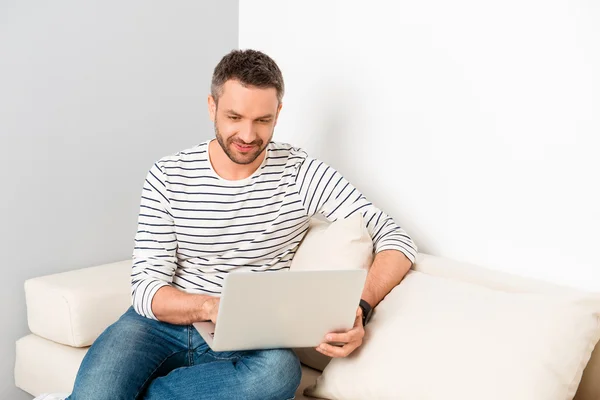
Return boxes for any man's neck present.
[208,139,266,181]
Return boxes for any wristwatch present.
[359,299,373,327]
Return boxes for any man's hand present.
[201,297,220,324]
[316,307,365,358]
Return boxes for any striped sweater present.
[132,141,417,319]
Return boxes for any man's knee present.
[70,308,169,400]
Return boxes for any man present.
[68,49,417,400]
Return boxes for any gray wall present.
[0,1,238,398]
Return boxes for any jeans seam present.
[187,325,194,366]
[133,349,186,400]
[205,352,241,361]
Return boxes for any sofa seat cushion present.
[24,260,132,347]
[15,334,87,397]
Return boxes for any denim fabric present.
[67,307,301,400]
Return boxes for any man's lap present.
[68,307,301,400]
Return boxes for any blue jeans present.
[67,307,302,400]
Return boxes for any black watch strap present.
[359,299,373,326]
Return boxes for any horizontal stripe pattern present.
[132,141,417,319]
[295,158,418,260]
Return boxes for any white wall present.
[240,0,600,291]
[0,1,237,398]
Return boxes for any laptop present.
[193,269,367,352]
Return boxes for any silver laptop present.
[193,269,367,352]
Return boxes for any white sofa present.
[15,254,600,399]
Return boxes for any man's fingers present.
[325,332,352,344]
[316,341,359,358]
[316,343,347,357]
[319,306,365,353]
[325,328,362,344]
[326,324,364,344]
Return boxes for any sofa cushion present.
[24,260,132,347]
[305,269,600,400]
[290,213,373,272]
[414,253,600,400]
[15,334,87,397]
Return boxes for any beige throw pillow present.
[290,213,373,272]
[305,270,600,400]
[291,213,373,371]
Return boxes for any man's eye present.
[228,116,240,121]
[259,119,271,123]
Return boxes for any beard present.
[214,123,271,165]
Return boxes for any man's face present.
[208,80,282,165]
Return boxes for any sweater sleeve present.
[131,163,177,319]
[295,157,417,263]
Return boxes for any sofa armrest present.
[24,260,132,347]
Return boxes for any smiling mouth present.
[233,142,255,152]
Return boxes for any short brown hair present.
[211,49,285,104]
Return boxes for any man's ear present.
[274,103,283,126]
[208,95,217,123]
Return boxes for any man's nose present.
[237,121,257,143]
